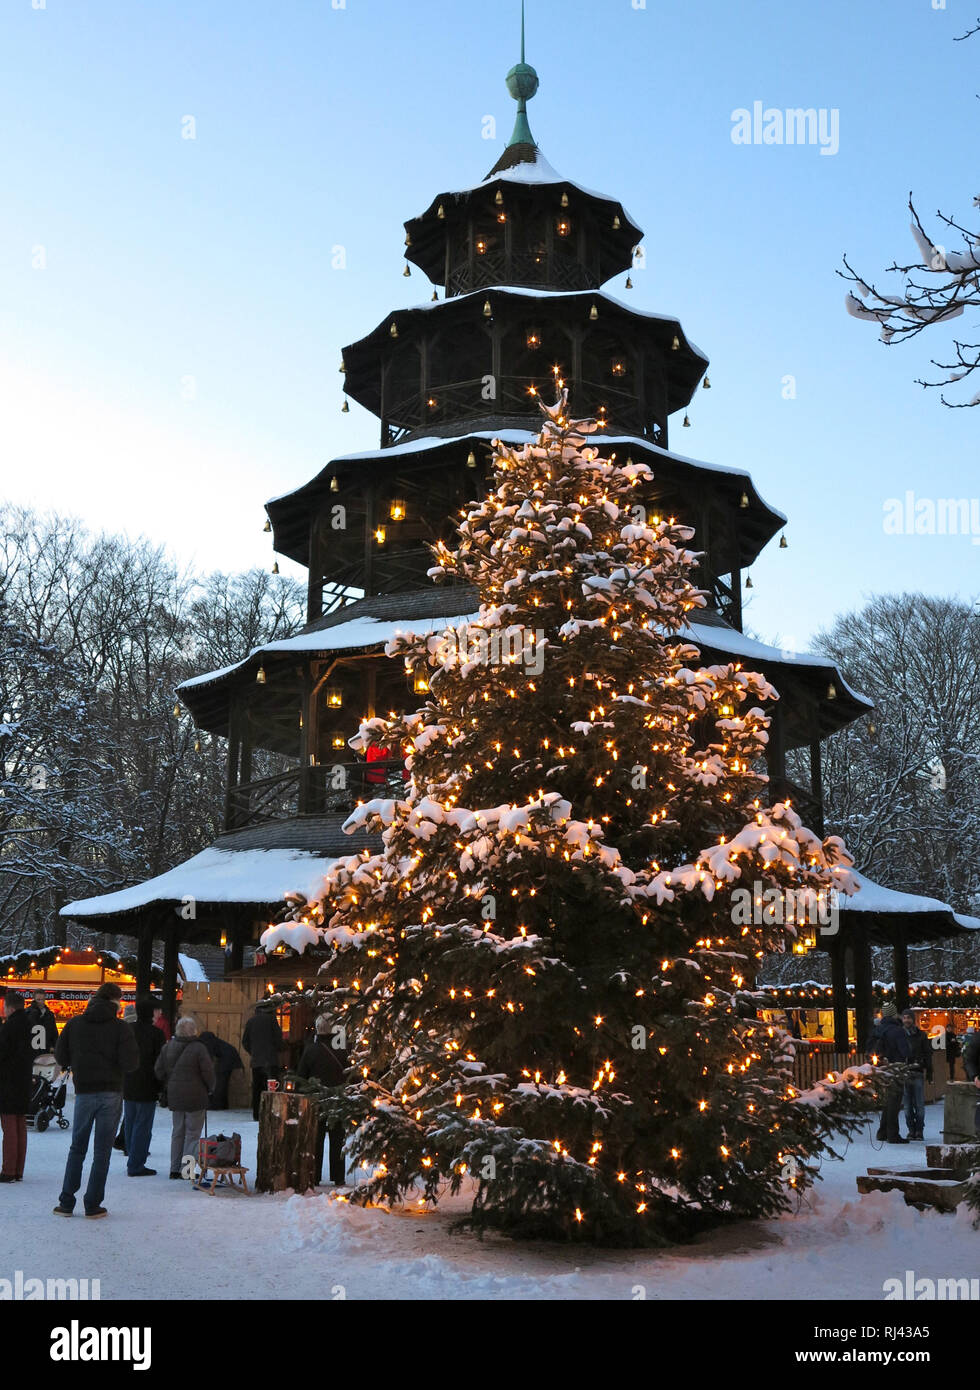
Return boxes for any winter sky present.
[1,0,977,650]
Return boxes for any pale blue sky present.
[1,0,977,650]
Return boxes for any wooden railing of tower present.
[380,375,663,445]
[447,251,598,295]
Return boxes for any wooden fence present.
[180,979,268,1110]
[792,1047,948,1103]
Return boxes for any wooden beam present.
[136,920,153,996]
[829,938,849,1050]
[893,925,910,1012]
[809,739,825,837]
[162,928,179,1029]
[851,928,874,1052]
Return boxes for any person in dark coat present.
[0,992,35,1181]
[945,1025,961,1080]
[198,1032,244,1110]
[154,1017,215,1180]
[241,1001,284,1121]
[54,982,139,1217]
[872,1004,909,1145]
[296,1014,348,1185]
[900,1010,933,1141]
[26,991,58,1056]
[963,1029,980,1083]
[122,996,164,1177]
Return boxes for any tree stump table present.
[256,1091,318,1194]
[943,1082,979,1145]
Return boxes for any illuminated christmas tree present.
[276,393,878,1244]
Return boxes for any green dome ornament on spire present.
[504,0,539,149]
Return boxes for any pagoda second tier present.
[341,287,707,448]
[267,429,785,624]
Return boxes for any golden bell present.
[827,683,838,700]
[256,667,267,685]
[339,359,346,373]
[193,736,202,753]
[263,519,271,533]
[271,561,279,575]
[483,300,492,318]
[612,215,621,229]
[671,335,680,351]
[172,702,182,718]
[431,291,439,302]
[495,189,504,206]
[740,492,750,509]
[390,322,398,338]
[589,304,599,321]
[437,204,445,219]
[330,476,340,493]
[624,277,633,289]
[403,264,411,277]
[561,191,569,208]
[682,414,691,428]
[341,399,349,413]
[779,534,788,549]
[745,575,754,590]
[703,376,711,390]
[466,450,477,468]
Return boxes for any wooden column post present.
[766,703,787,788]
[162,928,179,1030]
[307,518,323,623]
[809,738,825,837]
[893,926,910,1013]
[229,920,245,975]
[364,486,374,596]
[136,921,153,997]
[829,938,850,1050]
[224,696,241,831]
[299,668,315,815]
[852,928,874,1052]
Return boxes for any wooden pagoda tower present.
[63,20,977,1044]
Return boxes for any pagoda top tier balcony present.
[405,164,642,295]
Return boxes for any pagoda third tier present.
[341,288,707,449]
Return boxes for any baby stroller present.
[27,1054,70,1132]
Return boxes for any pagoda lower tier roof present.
[177,585,868,745]
[838,871,980,940]
[61,836,975,953]
[59,816,380,929]
[266,428,785,572]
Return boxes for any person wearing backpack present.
[154,1017,215,1180]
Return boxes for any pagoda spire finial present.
[505,0,539,149]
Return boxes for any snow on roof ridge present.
[682,621,870,704]
[61,845,338,918]
[179,611,480,692]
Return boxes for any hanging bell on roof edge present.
[745,575,754,590]
[263,519,271,533]
[466,450,477,468]
[256,667,267,685]
[624,277,633,289]
[495,189,504,206]
[341,399,349,413]
[703,376,711,390]
[682,415,691,428]
[431,290,439,301]
[271,562,279,575]
[403,264,411,277]
[612,215,621,230]
[330,476,340,492]
[561,191,569,208]
[779,534,788,549]
[483,300,492,318]
[671,335,681,351]
[740,492,750,509]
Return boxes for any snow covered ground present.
[5,1097,975,1301]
